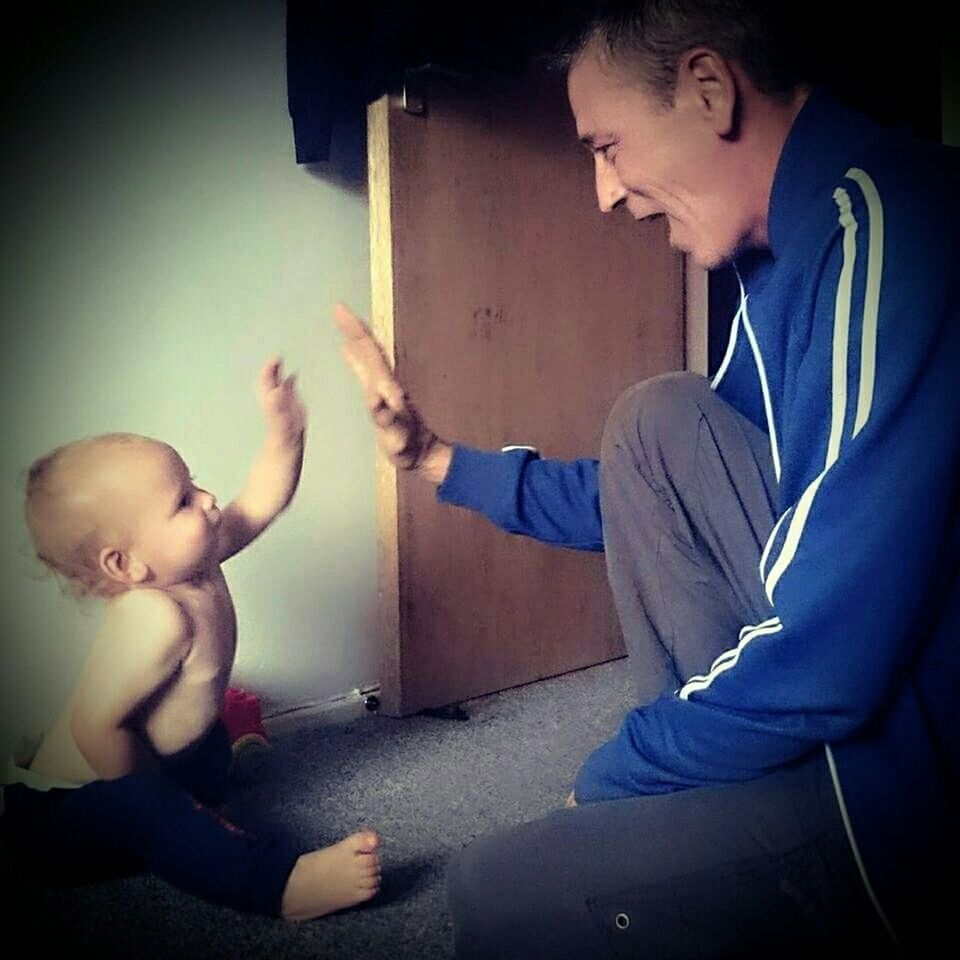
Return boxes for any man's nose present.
[594,153,627,213]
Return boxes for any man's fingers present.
[341,342,377,387]
[333,302,371,341]
[380,377,406,413]
[342,346,383,407]
[346,335,395,390]
[341,342,407,415]
[371,400,396,428]
[335,303,424,463]
[333,304,406,406]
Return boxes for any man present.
[335,1,959,956]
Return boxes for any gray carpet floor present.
[3,657,635,960]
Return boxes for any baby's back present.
[29,576,237,784]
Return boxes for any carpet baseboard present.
[263,682,381,736]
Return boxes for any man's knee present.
[602,371,711,463]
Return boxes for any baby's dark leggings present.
[0,723,302,916]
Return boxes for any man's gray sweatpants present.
[447,373,893,959]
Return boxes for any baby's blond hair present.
[25,433,148,598]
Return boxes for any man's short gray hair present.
[548,0,813,106]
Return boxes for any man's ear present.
[99,548,149,585]
[677,48,737,138]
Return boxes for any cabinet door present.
[369,68,685,715]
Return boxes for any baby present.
[1,357,380,920]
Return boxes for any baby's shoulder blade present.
[101,589,194,666]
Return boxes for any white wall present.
[0,1,379,757]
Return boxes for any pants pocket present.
[585,833,855,960]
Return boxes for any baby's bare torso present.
[29,571,237,784]
[142,572,237,755]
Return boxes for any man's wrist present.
[415,438,454,486]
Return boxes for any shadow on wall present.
[304,108,368,197]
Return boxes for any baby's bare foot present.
[281,830,381,922]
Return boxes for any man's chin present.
[667,225,736,270]
[684,243,737,272]
[677,243,713,270]
[667,224,703,266]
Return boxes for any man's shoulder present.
[787,136,959,284]
[839,133,959,230]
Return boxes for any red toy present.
[220,687,271,782]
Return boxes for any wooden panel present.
[367,96,403,711]
[685,258,708,376]
[370,69,685,714]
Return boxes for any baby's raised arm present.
[217,357,306,563]
[71,590,192,780]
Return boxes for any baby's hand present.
[257,356,306,444]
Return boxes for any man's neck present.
[746,85,812,250]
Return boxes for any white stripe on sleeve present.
[763,188,860,603]
[678,618,783,700]
[845,168,883,438]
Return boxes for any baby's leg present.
[280,831,381,922]
[160,721,233,807]
[2,771,375,918]
[1,781,141,883]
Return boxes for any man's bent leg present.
[600,372,779,702]
[447,752,893,960]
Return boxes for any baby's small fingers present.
[258,356,282,393]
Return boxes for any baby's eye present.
[179,491,191,510]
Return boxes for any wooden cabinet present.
[368,68,688,715]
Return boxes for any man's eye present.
[179,492,191,509]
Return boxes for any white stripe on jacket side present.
[741,297,782,482]
[710,264,747,390]
[681,167,883,696]
[759,506,793,582]
[763,180,873,604]
[710,274,745,391]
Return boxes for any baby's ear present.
[99,548,148,585]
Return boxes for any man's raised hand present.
[333,303,452,483]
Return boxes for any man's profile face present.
[567,46,745,270]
